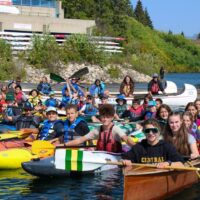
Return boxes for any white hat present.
[46,106,57,113]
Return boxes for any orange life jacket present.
[96,125,122,153]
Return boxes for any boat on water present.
[123,159,200,200]
[22,149,121,177]
[95,83,197,106]
[0,148,36,169]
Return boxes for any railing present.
[0,31,124,53]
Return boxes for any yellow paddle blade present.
[31,140,55,158]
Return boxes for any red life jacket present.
[151,82,160,94]
[96,125,122,153]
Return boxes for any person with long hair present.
[194,99,200,118]
[89,79,105,98]
[164,112,199,159]
[182,111,200,141]
[119,75,134,97]
[156,104,172,133]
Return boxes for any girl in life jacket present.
[39,107,65,141]
[62,104,90,143]
[57,104,135,153]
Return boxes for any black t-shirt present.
[74,121,90,136]
[122,139,184,163]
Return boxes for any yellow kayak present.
[0,130,32,141]
[0,148,37,169]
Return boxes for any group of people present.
[0,71,199,169]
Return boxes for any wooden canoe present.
[123,160,200,200]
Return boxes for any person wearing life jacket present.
[122,99,145,122]
[44,91,59,108]
[89,79,105,98]
[4,101,41,130]
[0,92,22,132]
[60,81,72,109]
[59,104,89,143]
[148,73,165,96]
[28,89,42,108]
[115,94,128,119]
[79,95,98,116]
[38,107,65,141]
[57,104,135,153]
[37,76,52,95]
[14,85,27,107]
[144,100,157,120]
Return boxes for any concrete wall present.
[0,13,95,34]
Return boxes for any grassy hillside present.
[109,17,200,74]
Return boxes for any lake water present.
[1,73,200,200]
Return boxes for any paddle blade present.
[50,73,66,83]
[31,140,55,157]
[55,149,120,172]
[69,67,89,79]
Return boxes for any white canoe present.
[95,83,197,107]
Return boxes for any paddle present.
[50,67,89,83]
[0,130,33,141]
[31,140,96,157]
[54,149,200,172]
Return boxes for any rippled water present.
[0,169,123,200]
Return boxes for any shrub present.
[28,34,61,72]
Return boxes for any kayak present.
[22,149,121,177]
[123,159,200,200]
[0,130,32,141]
[0,148,37,169]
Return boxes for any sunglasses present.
[143,128,159,134]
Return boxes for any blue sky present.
[131,0,200,37]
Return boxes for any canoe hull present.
[124,165,199,200]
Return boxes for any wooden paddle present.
[54,149,200,172]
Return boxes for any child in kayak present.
[38,107,65,141]
[57,104,135,153]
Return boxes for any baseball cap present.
[148,100,157,107]
[46,106,57,113]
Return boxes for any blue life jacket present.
[60,95,71,107]
[63,118,82,142]
[45,98,58,107]
[69,98,79,105]
[84,103,98,116]
[40,83,51,95]
[39,119,62,140]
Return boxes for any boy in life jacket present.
[38,107,65,141]
[44,91,59,108]
[148,73,165,96]
[57,104,135,153]
[57,104,90,143]
[115,94,128,120]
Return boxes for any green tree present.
[144,8,153,29]
[197,33,200,39]
[28,34,61,72]
[134,0,146,25]
[0,39,16,80]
